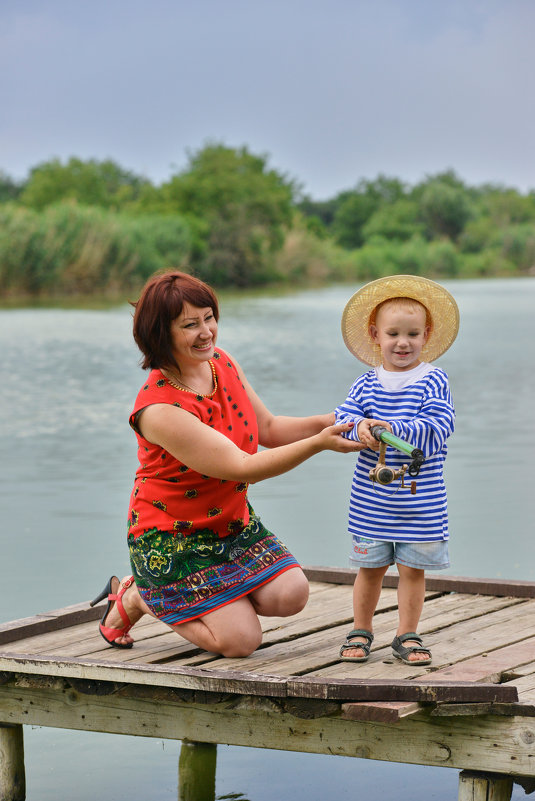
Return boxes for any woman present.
[92,270,363,658]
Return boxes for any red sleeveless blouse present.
[127,348,258,540]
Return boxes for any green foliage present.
[0,149,534,299]
[157,144,296,286]
[297,196,341,228]
[0,203,191,296]
[332,191,378,249]
[418,180,474,241]
[462,250,517,278]
[489,223,535,271]
[458,217,496,253]
[362,199,423,242]
[331,176,406,249]
[475,186,535,225]
[20,157,152,210]
[273,217,358,284]
[0,171,23,202]
[350,235,461,281]
[424,239,461,277]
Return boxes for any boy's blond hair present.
[371,297,432,331]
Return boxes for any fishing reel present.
[368,425,425,493]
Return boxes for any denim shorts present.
[350,535,449,570]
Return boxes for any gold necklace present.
[165,360,218,398]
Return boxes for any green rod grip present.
[370,426,415,457]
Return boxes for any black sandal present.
[391,632,432,665]
[339,629,374,662]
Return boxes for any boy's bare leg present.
[396,564,429,662]
[344,565,389,659]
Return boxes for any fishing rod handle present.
[370,425,388,440]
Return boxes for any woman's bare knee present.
[254,569,309,617]
[281,572,309,615]
[217,628,263,657]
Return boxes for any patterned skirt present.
[127,508,300,625]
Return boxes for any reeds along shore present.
[2,149,535,299]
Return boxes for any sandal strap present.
[108,577,134,630]
[396,632,423,646]
[340,629,374,657]
[346,629,374,645]
[340,640,371,657]
[392,633,431,659]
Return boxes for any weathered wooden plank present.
[286,677,517,703]
[507,672,535,711]
[340,634,535,721]
[0,653,520,704]
[203,594,523,679]
[517,689,535,709]
[340,701,422,723]
[0,685,533,776]
[0,615,173,661]
[303,567,535,598]
[509,674,535,694]
[431,703,534,718]
[89,632,201,664]
[314,598,535,680]
[0,603,101,645]
[174,586,412,670]
[0,578,324,652]
[120,587,443,670]
[503,660,535,679]
[0,654,289,696]
[423,639,535,683]
[82,586,357,668]
[88,586,360,667]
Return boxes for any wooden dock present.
[1,567,535,801]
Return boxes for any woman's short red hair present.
[132,271,219,370]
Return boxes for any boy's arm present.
[334,383,365,442]
[388,372,455,458]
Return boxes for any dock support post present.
[0,724,25,801]
[178,740,217,801]
[458,770,513,801]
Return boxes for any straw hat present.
[341,275,459,365]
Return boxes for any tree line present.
[1,144,534,298]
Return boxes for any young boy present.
[335,275,459,664]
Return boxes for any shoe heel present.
[90,577,114,608]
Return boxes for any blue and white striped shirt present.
[335,365,455,543]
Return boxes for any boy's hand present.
[357,418,392,450]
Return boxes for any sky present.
[1,0,535,200]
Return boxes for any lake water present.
[1,277,534,800]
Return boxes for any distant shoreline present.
[1,273,533,311]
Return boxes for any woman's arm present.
[232,355,335,447]
[138,404,363,484]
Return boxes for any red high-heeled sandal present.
[90,575,135,649]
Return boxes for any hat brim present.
[341,274,459,365]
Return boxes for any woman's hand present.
[356,418,392,450]
[316,422,367,452]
